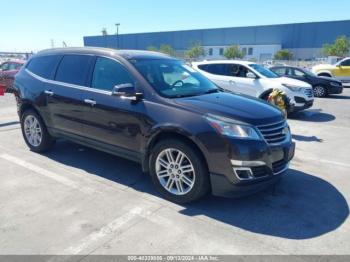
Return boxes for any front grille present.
[304,88,313,98]
[257,120,288,144]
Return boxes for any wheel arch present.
[259,88,274,100]
[317,71,333,78]
[142,129,209,174]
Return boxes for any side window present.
[286,68,293,76]
[202,64,227,76]
[272,68,286,76]
[27,55,62,79]
[92,57,134,91]
[227,64,249,78]
[8,63,18,70]
[0,63,9,71]
[341,59,350,66]
[55,55,93,86]
[294,69,306,77]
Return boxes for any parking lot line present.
[294,155,350,168]
[60,207,154,256]
[0,153,97,195]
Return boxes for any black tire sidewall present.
[149,139,209,204]
[21,109,54,152]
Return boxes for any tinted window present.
[227,64,251,78]
[0,62,9,71]
[92,57,134,91]
[55,55,93,86]
[341,59,350,66]
[199,64,227,76]
[9,63,22,70]
[294,69,306,77]
[272,68,286,76]
[27,55,62,79]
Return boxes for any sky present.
[1,0,350,52]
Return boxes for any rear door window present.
[91,57,134,91]
[55,55,94,86]
[272,68,286,76]
[27,55,62,79]
[199,64,228,76]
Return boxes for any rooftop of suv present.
[37,47,172,61]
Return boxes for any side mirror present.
[246,72,257,79]
[112,83,143,101]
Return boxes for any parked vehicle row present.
[14,48,295,203]
[192,60,314,112]
[270,66,343,97]
[312,57,350,87]
[0,60,25,92]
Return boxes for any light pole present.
[115,23,120,49]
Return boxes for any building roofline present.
[84,19,350,38]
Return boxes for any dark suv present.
[14,48,295,203]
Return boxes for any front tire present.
[149,139,210,204]
[21,109,55,152]
[313,85,327,97]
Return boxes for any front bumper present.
[328,85,343,94]
[199,132,295,198]
[292,98,314,112]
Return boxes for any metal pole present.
[115,23,120,49]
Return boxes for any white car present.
[192,60,314,112]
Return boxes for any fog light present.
[234,168,254,180]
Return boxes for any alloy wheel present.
[314,86,326,97]
[155,148,196,196]
[24,115,42,147]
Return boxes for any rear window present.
[55,55,94,86]
[26,55,62,79]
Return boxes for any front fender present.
[141,124,210,173]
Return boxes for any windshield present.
[130,59,218,98]
[249,64,280,78]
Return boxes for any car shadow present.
[328,95,350,100]
[292,134,323,142]
[42,140,349,240]
[289,109,335,123]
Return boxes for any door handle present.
[84,99,97,106]
[44,90,54,96]
[229,80,236,85]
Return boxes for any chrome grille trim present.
[257,120,288,144]
[304,88,313,98]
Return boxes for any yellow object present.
[268,89,288,117]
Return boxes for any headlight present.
[205,115,261,140]
[282,84,302,92]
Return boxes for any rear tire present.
[149,139,210,204]
[21,109,55,152]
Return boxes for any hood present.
[273,77,312,88]
[174,92,284,126]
